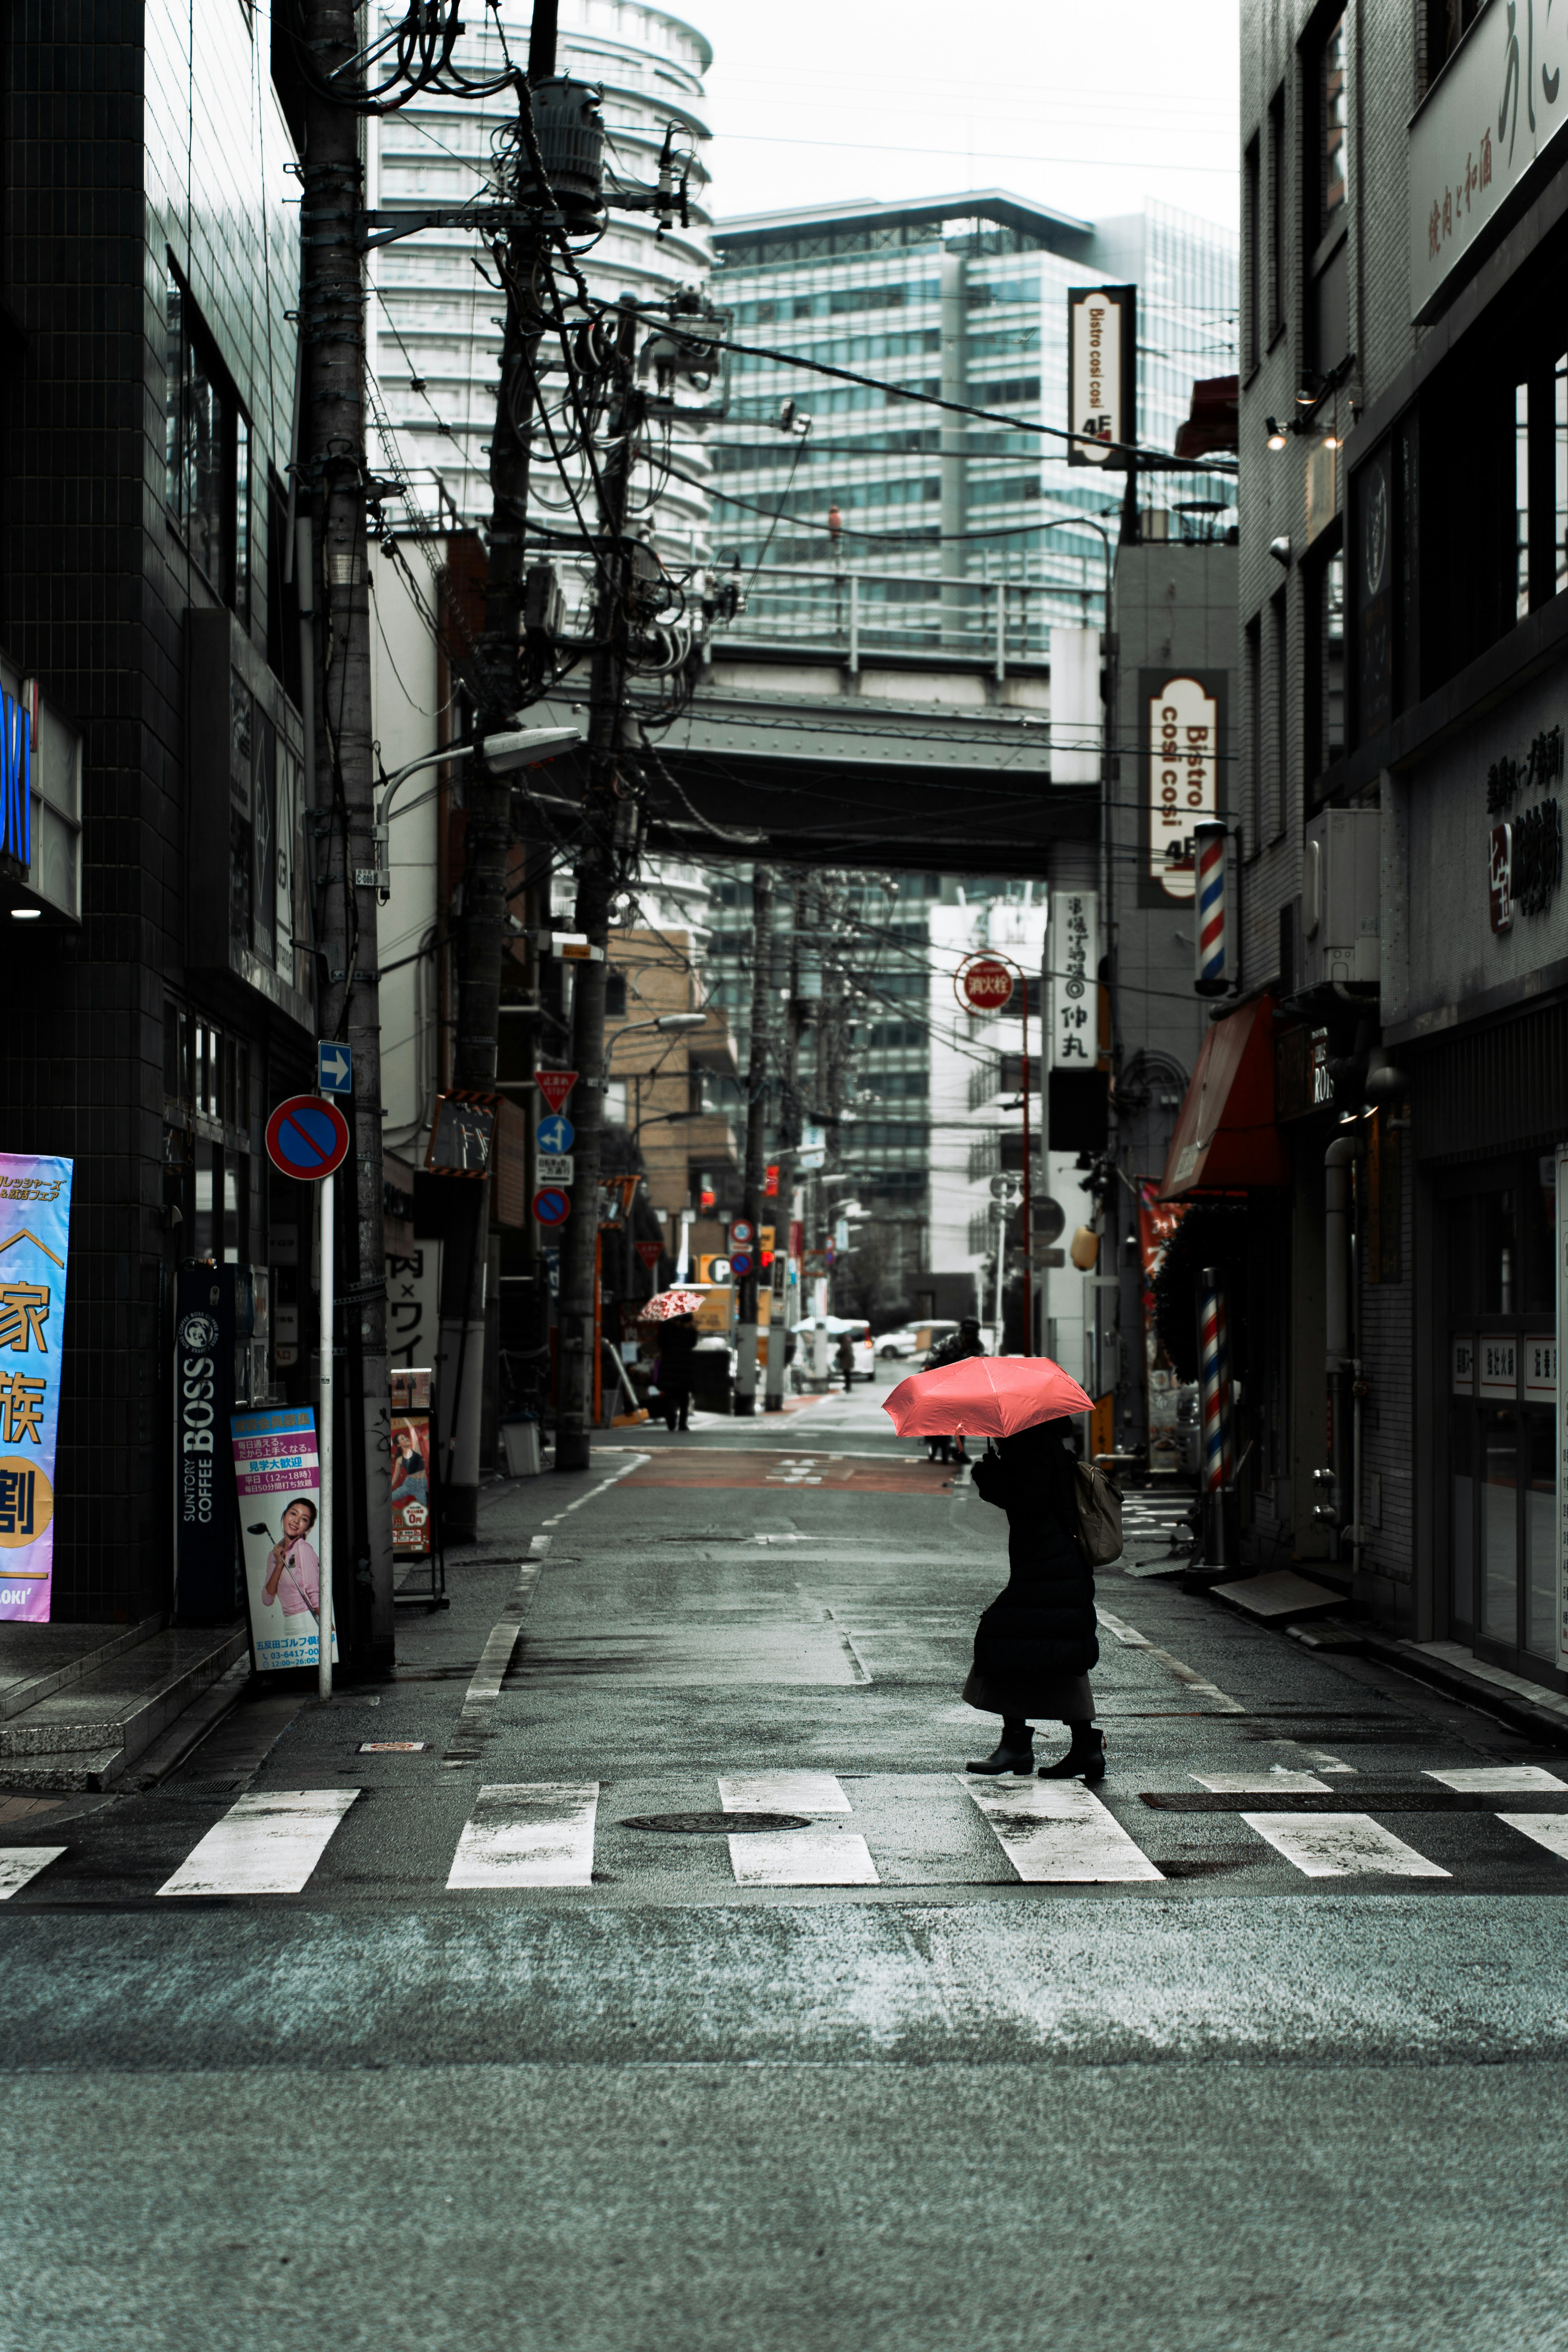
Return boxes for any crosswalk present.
[1120,1491,1197,1552]
[1,1764,1566,1901]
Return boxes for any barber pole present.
[1194,819,1230,997]
[1196,1264,1234,1572]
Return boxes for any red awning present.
[1157,995,1290,1199]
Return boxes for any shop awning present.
[1157,995,1290,1198]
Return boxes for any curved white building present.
[369,1,715,550]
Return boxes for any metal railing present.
[711,560,1097,676]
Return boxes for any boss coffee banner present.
[0,1153,71,1622]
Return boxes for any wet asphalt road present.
[3,1370,1566,2351]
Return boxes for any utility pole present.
[734,863,775,1414]
[443,11,556,1539]
[555,298,641,1473]
[763,869,804,1413]
[300,0,393,1671]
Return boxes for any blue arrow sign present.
[317,1041,353,1096]
[537,1113,575,1155]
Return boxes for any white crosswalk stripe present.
[1191,1772,1332,1793]
[446,1783,599,1889]
[1496,1813,1568,1861]
[728,1828,880,1885]
[158,1791,359,1897]
[718,1772,851,1815]
[0,1848,65,1899]
[1240,1812,1450,1879]
[1426,1766,1568,1792]
[963,1775,1165,1883]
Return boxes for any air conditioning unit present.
[1301,805,1379,988]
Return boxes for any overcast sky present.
[693,0,1240,235]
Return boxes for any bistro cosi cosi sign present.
[1140,671,1222,906]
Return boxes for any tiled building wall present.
[1357,1115,1416,1614]
[0,4,298,1618]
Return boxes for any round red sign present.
[265,1094,352,1183]
[956,955,1016,1015]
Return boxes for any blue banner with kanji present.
[0,1154,71,1620]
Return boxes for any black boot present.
[967,1718,1034,1776]
[1038,1722,1106,1783]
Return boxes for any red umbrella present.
[642,1288,705,1322]
[881,1354,1093,1440]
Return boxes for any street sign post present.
[537,1071,578,1114]
[534,1187,571,1227]
[537,1113,575,1156]
[635,1239,663,1270]
[264,1093,352,1699]
[316,1040,352,1096]
[538,1153,575,1186]
[955,953,1016,1014]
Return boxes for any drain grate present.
[619,1811,812,1835]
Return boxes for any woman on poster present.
[262,1496,321,1617]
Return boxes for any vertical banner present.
[1049,890,1099,1068]
[1140,670,1223,905]
[389,1367,433,1558]
[1557,1144,1568,1671]
[386,1243,443,1369]
[0,1154,71,1621]
[232,1406,338,1673]
[1066,284,1136,468]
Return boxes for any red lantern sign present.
[955,954,1016,1015]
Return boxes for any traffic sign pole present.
[317,1165,334,1700]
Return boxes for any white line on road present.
[1426,1766,1568,1792]
[1191,1772,1332,1793]
[727,1828,880,1885]
[539,1450,651,1529]
[529,1534,552,1557]
[1496,1813,1568,1861]
[452,1561,543,1748]
[0,1847,65,1899]
[446,1783,599,1889]
[719,1771,851,1814]
[1240,1812,1450,1879]
[157,1791,358,1897]
[1095,1606,1245,1714]
[962,1775,1165,1883]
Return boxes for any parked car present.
[874,1319,958,1361]
[792,1315,875,1381]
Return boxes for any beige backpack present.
[1071,1458,1124,1567]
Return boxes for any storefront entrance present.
[1444,1159,1558,1663]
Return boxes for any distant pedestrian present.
[962,1416,1105,1782]
[835,1328,856,1392]
[655,1312,697,1433]
[924,1314,985,1463]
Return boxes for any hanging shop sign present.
[1486,726,1564,933]
[1410,0,1568,320]
[1049,891,1098,1068]
[1140,670,1223,906]
[0,1154,71,1623]
[1066,284,1136,468]
[426,1089,498,1177]
[232,1405,337,1674]
[386,1242,442,1371]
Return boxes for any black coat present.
[969,1421,1098,1698]
[657,1320,698,1391]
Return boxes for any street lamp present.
[372,724,580,900]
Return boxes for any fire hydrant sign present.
[0,1154,71,1621]
[232,1406,338,1673]
[956,954,1015,1014]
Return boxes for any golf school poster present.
[231,1407,338,1672]
[0,1153,72,1622]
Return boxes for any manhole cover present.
[619,1811,812,1835]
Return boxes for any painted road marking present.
[719,1771,851,1814]
[1426,1766,1568,1792]
[1094,1606,1245,1714]
[1240,1812,1450,1879]
[449,1561,544,1755]
[538,1450,650,1529]
[446,1783,599,1889]
[962,1776,1165,1883]
[1496,1813,1568,1862]
[158,1791,358,1897]
[621,1450,955,1496]
[0,1847,64,1898]
[1190,1772,1332,1793]
[728,1828,880,1886]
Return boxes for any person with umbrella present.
[882,1354,1106,1782]
[922,1314,985,1464]
[655,1309,698,1433]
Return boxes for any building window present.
[1510,354,1568,621]
[165,269,251,619]
[1244,613,1263,857]
[1304,16,1350,377]
[1270,588,1288,842]
[1426,0,1483,88]
[1305,532,1345,784]
[1243,134,1261,374]
[1267,85,1285,341]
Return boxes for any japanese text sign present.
[1411,0,1568,319]
[0,1154,71,1621]
[1049,892,1099,1071]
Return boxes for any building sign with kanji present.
[1410,0,1568,320]
[0,1154,71,1621]
[1049,891,1099,1069]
